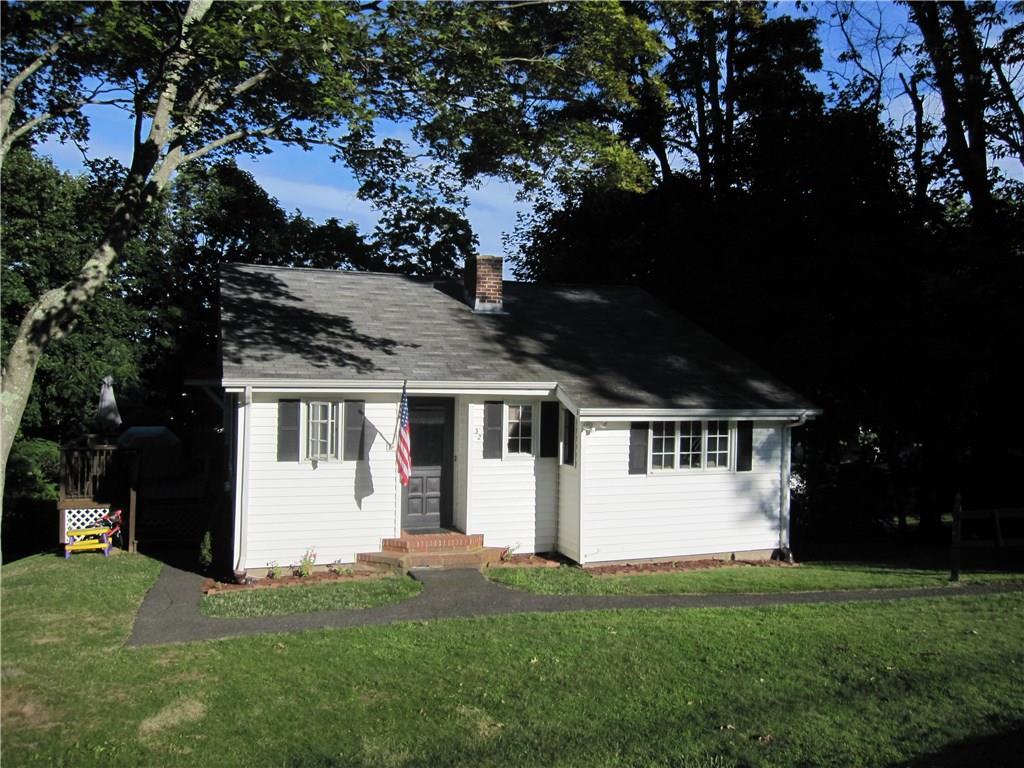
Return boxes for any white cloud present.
[241,169,380,228]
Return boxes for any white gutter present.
[222,379,559,397]
[779,410,815,558]
[578,407,822,421]
[233,386,253,577]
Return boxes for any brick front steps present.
[359,532,504,571]
[382,532,484,553]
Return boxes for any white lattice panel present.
[64,507,111,537]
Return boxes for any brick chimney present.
[463,254,504,312]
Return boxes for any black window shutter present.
[628,422,649,474]
[736,420,754,472]
[277,400,300,462]
[562,409,576,466]
[344,401,366,460]
[483,401,503,459]
[540,402,559,458]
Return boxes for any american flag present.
[397,383,411,487]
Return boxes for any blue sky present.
[38,102,527,262]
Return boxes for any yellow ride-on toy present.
[64,509,123,559]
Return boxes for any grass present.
[487,561,1024,595]
[200,576,422,618]
[2,552,1023,767]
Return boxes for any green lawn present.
[487,562,1024,595]
[2,553,1023,767]
[200,576,422,618]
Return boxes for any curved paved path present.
[126,563,1024,647]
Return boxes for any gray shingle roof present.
[220,263,816,412]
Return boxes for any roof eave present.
[577,407,822,421]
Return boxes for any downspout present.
[233,386,253,579]
[779,411,811,561]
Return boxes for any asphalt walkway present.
[126,563,1024,647]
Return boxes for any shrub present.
[297,548,317,578]
[198,530,213,570]
[4,438,60,502]
[266,561,281,579]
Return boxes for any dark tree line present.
[511,1,1024,546]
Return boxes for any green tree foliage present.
[0,1,663,492]
[0,149,150,438]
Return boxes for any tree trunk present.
[909,1,993,222]
[720,4,737,196]
[701,9,725,197]
[649,135,673,186]
[988,51,1024,169]
[1,0,211,495]
[899,71,930,212]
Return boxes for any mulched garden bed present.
[488,552,570,569]
[202,565,395,596]
[585,558,796,577]
[488,553,798,575]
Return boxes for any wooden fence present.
[950,493,1024,581]
[59,443,118,502]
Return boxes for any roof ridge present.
[223,262,430,279]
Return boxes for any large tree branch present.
[0,31,72,107]
[177,121,284,165]
[987,52,1024,169]
[0,31,76,171]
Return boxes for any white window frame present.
[677,420,704,469]
[505,402,536,458]
[704,419,732,470]
[306,400,338,461]
[650,420,677,471]
[648,420,734,474]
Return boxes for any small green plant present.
[297,548,317,578]
[329,561,352,577]
[266,561,281,580]
[501,543,521,562]
[198,530,213,571]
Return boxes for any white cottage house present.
[220,256,818,577]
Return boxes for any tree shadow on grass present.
[888,725,1024,768]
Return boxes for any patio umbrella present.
[95,375,123,435]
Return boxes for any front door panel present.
[403,400,453,531]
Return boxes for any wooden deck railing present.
[950,493,1024,581]
[59,443,118,502]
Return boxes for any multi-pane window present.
[507,404,533,454]
[705,420,730,468]
[648,420,733,472]
[651,421,676,469]
[678,421,703,468]
[307,401,335,459]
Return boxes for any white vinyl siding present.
[244,394,399,568]
[579,421,783,564]
[465,399,558,553]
